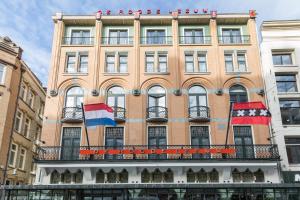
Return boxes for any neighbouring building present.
[4,11,300,199]
[0,36,46,186]
[261,20,300,184]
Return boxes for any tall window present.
[146,54,155,72]
[107,86,125,119]
[276,74,298,93]
[105,127,124,159]
[79,54,88,73]
[27,90,34,107]
[8,143,18,167]
[146,30,166,44]
[0,64,5,84]
[188,85,207,107]
[184,29,204,44]
[18,147,26,170]
[61,128,81,160]
[106,54,115,73]
[285,137,300,164]
[65,87,84,108]
[234,126,254,159]
[19,84,27,100]
[23,117,31,137]
[229,85,248,103]
[237,53,247,72]
[272,53,293,66]
[70,30,91,45]
[148,86,166,108]
[105,53,128,73]
[185,53,194,72]
[108,30,128,44]
[119,54,128,73]
[225,53,234,72]
[158,54,167,72]
[280,100,300,125]
[222,28,242,44]
[198,53,207,72]
[148,126,167,159]
[66,54,76,73]
[14,110,23,132]
[190,126,210,158]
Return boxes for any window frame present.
[197,52,208,72]
[275,74,298,93]
[0,63,6,84]
[18,147,26,170]
[14,110,23,133]
[272,52,294,66]
[8,143,18,167]
[157,53,168,73]
[285,137,300,164]
[27,90,34,108]
[185,52,195,73]
[78,53,88,73]
[23,117,31,138]
[118,53,128,73]
[225,51,248,73]
[107,28,129,45]
[145,28,167,45]
[145,52,155,73]
[183,28,204,44]
[279,99,300,125]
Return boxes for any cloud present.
[0,0,299,86]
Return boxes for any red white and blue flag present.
[83,103,116,126]
[231,101,271,125]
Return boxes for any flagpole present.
[225,102,233,148]
[81,103,91,148]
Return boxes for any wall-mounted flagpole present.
[225,102,233,148]
[81,103,91,148]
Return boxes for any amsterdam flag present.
[231,101,271,125]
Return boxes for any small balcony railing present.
[218,35,250,44]
[188,106,210,122]
[146,106,168,122]
[140,36,173,45]
[62,37,94,45]
[35,144,280,162]
[101,37,133,45]
[113,107,126,122]
[179,36,211,44]
[61,107,83,123]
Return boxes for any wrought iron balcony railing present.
[179,36,211,45]
[146,106,168,122]
[101,37,133,45]
[218,35,250,44]
[62,37,94,45]
[140,36,173,45]
[35,144,280,162]
[61,107,83,123]
[113,107,126,122]
[188,106,210,122]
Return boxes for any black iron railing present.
[179,36,211,44]
[35,144,280,161]
[218,35,250,44]
[188,106,210,121]
[62,37,94,45]
[113,107,126,121]
[140,36,173,45]
[62,107,83,122]
[146,106,168,120]
[101,37,133,45]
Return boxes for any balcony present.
[188,106,210,122]
[179,36,211,45]
[61,107,83,123]
[146,106,168,122]
[218,35,250,44]
[101,37,133,45]
[62,37,94,45]
[140,36,172,45]
[35,144,280,162]
[113,107,126,122]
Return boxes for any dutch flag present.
[83,103,116,127]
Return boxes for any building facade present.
[261,20,300,184]
[5,12,299,199]
[0,36,46,186]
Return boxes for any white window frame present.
[14,110,23,133]
[272,51,295,66]
[224,50,248,73]
[20,83,27,100]
[28,90,34,108]
[18,147,26,170]
[23,117,31,138]
[0,64,6,84]
[106,28,130,45]
[157,52,168,73]
[8,143,18,167]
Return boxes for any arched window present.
[74,170,83,184]
[208,169,219,183]
[187,169,196,183]
[148,86,166,108]
[163,169,174,183]
[188,85,207,107]
[50,170,60,184]
[119,169,128,183]
[242,169,254,183]
[107,86,125,109]
[141,169,151,183]
[254,169,265,182]
[197,169,208,183]
[232,168,241,183]
[96,170,105,183]
[107,169,117,183]
[229,85,248,103]
[152,169,163,183]
[65,86,84,107]
[61,170,72,184]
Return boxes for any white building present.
[261,20,300,183]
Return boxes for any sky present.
[0,0,299,86]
